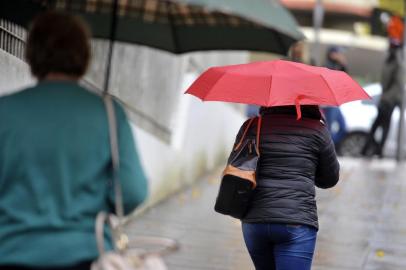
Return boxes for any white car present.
[337,83,405,157]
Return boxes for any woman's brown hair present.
[25,11,91,80]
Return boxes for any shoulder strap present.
[234,117,256,151]
[103,94,132,252]
[103,94,124,219]
[256,116,262,155]
[234,116,262,155]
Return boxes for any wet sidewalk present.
[125,158,406,270]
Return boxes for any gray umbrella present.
[0,0,304,91]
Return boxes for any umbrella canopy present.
[185,60,371,118]
[0,0,303,55]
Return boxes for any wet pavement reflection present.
[126,158,406,270]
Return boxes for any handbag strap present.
[103,94,124,219]
[95,211,111,256]
[255,116,262,155]
[103,94,136,253]
[101,95,179,257]
[234,117,256,151]
[233,116,262,155]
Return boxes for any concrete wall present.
[0,52,34,96]
[133,88,245,206]
[85,42,249,208]
[0,45,248,210]
[86,41,187,143]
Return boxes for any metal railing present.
[0,19,27,60]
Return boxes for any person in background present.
[246,104,260,118]
[362,16,404,158]
[325,46,347,72]
[0,12,148,270]
[289,41,306,63]
[322,46,348,147]
[239,105,340,270]
[288,40,314,64]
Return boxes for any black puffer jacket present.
[239,107,340,229]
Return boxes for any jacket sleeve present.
[108,101,149,215]
[315,129,340,189]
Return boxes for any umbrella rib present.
[201,70,228,101]
[267,75,273,106]
[282,62,340,105]
[319,74,339,105]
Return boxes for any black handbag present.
[214,116,262,219]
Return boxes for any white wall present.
[0,52,34,96]
[130,70,246,207]
[86,43,250,207]
[0,48,248,209]
[133,96,245,206]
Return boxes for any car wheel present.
[336,132,378,157]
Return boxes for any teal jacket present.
[0,81,148,267]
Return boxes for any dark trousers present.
[0,261,92,270]
[242,223,317,270]
[362,102,396,157]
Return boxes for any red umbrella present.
[185,60,370,118]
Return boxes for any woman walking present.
[0,12,148,269]
[239,105,340,270]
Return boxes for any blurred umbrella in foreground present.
[0,0,303,92]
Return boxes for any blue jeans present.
[242,223,317,270]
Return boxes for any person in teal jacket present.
[0,12,148,270]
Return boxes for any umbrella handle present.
[103,0,119,93]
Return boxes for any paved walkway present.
[125,158,406,270]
